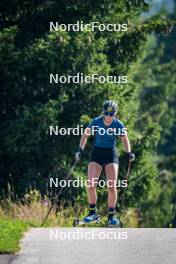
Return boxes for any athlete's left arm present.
[119,135,131,153]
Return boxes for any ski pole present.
[41,159,78,227]
[119,160,132,222]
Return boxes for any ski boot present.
[108,213,121,227]
[83,212,100,223]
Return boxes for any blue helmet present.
[103,100,118,114]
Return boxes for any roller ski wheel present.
[108,222,122,228]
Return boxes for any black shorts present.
[90,146,119,167]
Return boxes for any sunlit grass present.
[0,217,28,253]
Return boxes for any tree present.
[136,1,176,226]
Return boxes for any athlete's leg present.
[105,163,118,208]
[87,161,102,204]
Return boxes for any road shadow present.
[0,254,17,264]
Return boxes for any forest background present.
[0,0,175,228]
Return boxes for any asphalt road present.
[3,228,176,264]
[0,255,13,264]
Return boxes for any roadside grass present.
[0,189,88,228]
[0,190,59,228]
[0,217,28,253]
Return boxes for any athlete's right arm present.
[75,128,91,161]
[75,118,96,161]
[79,127,91,150]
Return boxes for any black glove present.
[126,152,135,162]
[75,147,83,161]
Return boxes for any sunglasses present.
[104,112,115,117]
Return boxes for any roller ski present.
[73,212,101,227]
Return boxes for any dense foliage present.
[0,0,175,226]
